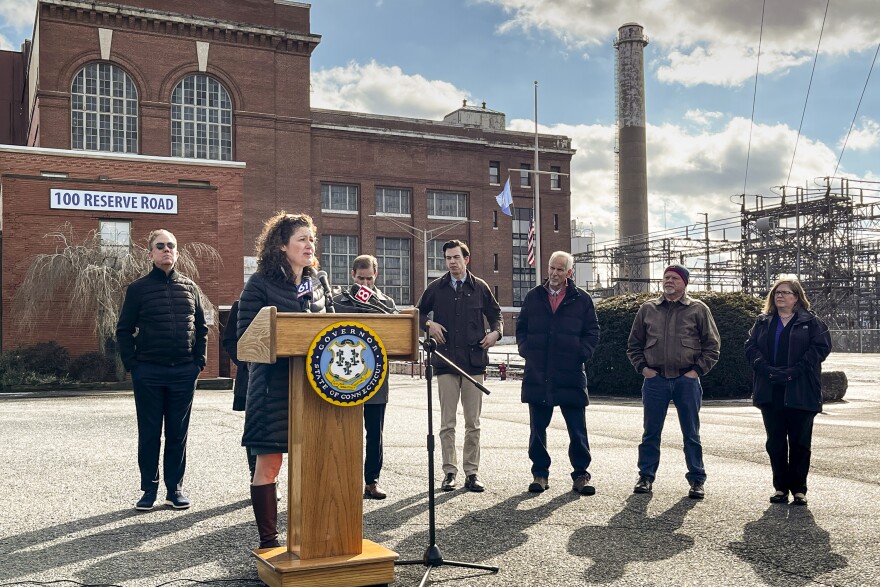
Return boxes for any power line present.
[786,0,831,186]
[743,0,766,196]
[833,39,880,177]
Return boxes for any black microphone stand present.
[395,329,499,586]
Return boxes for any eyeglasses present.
[154,242,176,250]
[774,290,794,296]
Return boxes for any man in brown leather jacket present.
[626,264,720,499]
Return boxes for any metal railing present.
[829,330,880,353]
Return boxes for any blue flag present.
[495,178,512,216]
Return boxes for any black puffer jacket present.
[332,286,398,404]
[516,280,600,407]
[745,308,832,413]
[116,265,208,370]
[239,269,326,451]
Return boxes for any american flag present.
[527,218,535,267]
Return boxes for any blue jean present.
[528,404,592,480]
[638,374,705,484]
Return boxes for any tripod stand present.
[395,333,499,586]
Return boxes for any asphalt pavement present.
[1,352,877,587]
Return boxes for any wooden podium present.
[238,307,420,587]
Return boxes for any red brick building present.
[0,0,574,369]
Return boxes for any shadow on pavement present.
[391,490,580,569]
[568,494,698,583]
[0,499,252,582]
[729,504,848,586]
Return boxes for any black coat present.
[332,286,397,404]
[415,271,502,376]
[116,265,208,371]
[745,308,832,413]
[238,269,326,451]
[516,280,600,407]
[221,300,248,411]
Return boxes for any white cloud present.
[0,0,36,30]
[317,60,850,246]
[684,109,724,126]
[510,115,844,243]
[839,118,880,152]
[311,60,472,120]
[479,0,879,87]
[657,44,811,87]
[0,31,13,51]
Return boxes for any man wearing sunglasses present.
[117,229,208,512]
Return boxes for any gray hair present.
[549,251,574,271]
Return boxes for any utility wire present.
[743,0,766,196]
[833,39,880,177]
[786,0,831,186]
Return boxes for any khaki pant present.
[437,373,484,476]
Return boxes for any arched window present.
[71,63,139,153]
[171,75,232,160]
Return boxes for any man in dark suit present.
[333,254,398,499]
[416,240,502,492]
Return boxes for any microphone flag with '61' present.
[297,279,313,299]
[354,284,373,304]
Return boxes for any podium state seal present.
[307,321,388,406]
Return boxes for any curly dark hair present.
[254,212,318,284]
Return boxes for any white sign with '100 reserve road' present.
[49,188,178,214]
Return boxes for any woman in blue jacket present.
[745,278,831,506]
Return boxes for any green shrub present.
[16,341,71,377]
[587,291,764,398]
[68,351,118,383]
[0,348,71,388]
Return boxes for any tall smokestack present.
[615,23,650,292]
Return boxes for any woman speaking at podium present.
[237,212,327,549]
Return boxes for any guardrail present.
[388,349,525,380]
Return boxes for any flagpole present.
[533,80,542,286]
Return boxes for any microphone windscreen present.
[297,279,313,299]
[354,284,374,304]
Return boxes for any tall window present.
[376,187,411,215]
[489,161,500,185]
[551,166,561,190]
[520,163,532,187]
[99,219,131,256]
[320,235,359,286]
[71,63,138,153]
[321,183,359,213]
[171,74,232,160]
[427,239,446,276]
[512,207,535,306]
[427,190,467,219]
[376,237,411,304]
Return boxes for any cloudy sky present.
[2,0,878,243]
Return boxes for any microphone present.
[343,284,392,314]
[296,279,313,312]
[316,270,335,313]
